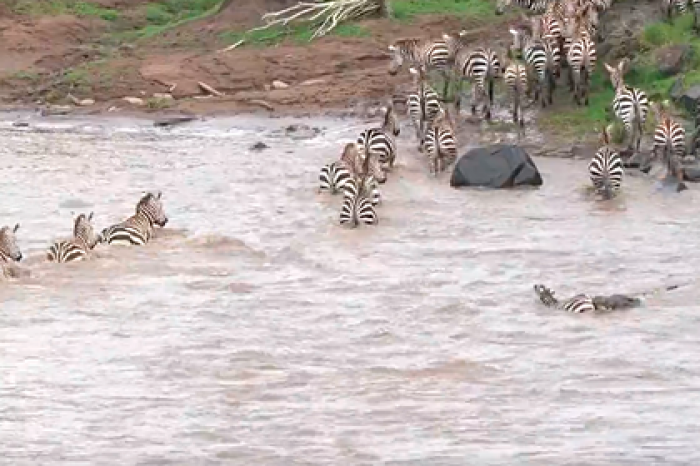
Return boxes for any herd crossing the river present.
[319,0,700,227]
[1,192,168,280]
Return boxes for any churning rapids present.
[2,112,700,465]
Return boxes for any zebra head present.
[603,58,630,91]
[495,0,512,15]
[533,284,557,306]
[73,212,100,250]
[0,223,22,262]
[383,104,400,137]
[137,191,168,228]
[387,43,404,76]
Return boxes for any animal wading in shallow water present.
[407,66,442,150]
[357,104,400,175]
[604,58,649,155]
[339,149,379,227]
[0,224,23,280]
[453,45,502,120]
[502,57,529,131]
[47,212,101,263]
[318,143,362,195]
[422,105,458,176]
[651,100,686,180]
[533,284,596,313]
[588,126,624,200]
[101,192,168,246]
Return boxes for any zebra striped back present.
[101,191,168,246]
[47,212,100,263]
[512,29,558,108]
[0,223,22,280]
[422,107,458,175]
[357,105,400,173]
[319,161,352,195]
[566,12,596,106]
[652,102,686,173]
[454,46,502,120]
[388,38,450,76]
[339,176,379,227]
[533,284,596,313]
[589,126,623,199]
[604,59,649,153]
[407,66,442,145]
[495,0,549,15]
[503,59,529,129]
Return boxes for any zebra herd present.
[384,0,695,200]
[0,191,168,280]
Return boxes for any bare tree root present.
[247,0,390,41]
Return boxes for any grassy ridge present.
[540,14,700,135]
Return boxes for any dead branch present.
[247,0,387,41]
[217,39,245,53]
[198,81,224,97]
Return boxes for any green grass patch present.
[391,0,496,22]
[540,12,700,136]
[9,0,119,20]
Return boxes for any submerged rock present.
[450,144,543,189]
[250,141,269,151]
[153,115,197,127]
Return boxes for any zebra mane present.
[73,212,94,236]
[136,191,162,212]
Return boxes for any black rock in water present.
[450,144,543,189]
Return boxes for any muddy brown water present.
[1,112,700,465]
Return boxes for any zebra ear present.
[13,223,19,233]
[156,191,162,200]
[88,211,94,221]
[618,58,630,75]
[603,62,614,74]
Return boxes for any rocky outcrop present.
[450,144,543,189]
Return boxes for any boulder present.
[676,84,700,115]
[655,44,690,77]
[450,144,543,189]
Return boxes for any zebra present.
[387,38,452,98]
[453,46,502,120]
[603,58,649,154]
[533,284,596,313]
[651,101,686,178]
[510,28,559,108]
[422,106,458,175]
[495,0,550,15]
[47,212,101,263]
[0,223,22,280]
[588,126,624,199]
[503,58,529,130]
[407,66,442,148]
[357,104,400,173]
[660,0,688,24]
[318,142,363,194]
[101,191,168,246]
[340,176,379,227]
[566,11,597,106]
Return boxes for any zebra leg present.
[512,92,518,124]
[471,84,478,116]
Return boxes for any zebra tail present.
[488,77,494,108]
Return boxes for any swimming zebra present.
[407,66,442,148]
[357,104,400,173]
[47,212,101,263]
[589,126,623,199]
[533,284,596,313]
[503,59,529,130]
[0,223,22,280]
[101,191,168,246]
[566,9,597,106]
[454,46,502,120]
[340,176,379,227]
[318,143,363,194]
[603,59,649,154]
[510,28,559,108]
[495,0,550,15]
[388,38,452,97]
[651,101,686,178]
[422,106,458,175]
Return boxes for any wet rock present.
[272,80,289,89]
[677,84,700,115]
[284,123,320,140]
[655,44,690,77]
[153,115,198,127]
[670,77,685,101]
[250,141,269,151]
[12,121,29,127]
[40,105,73,116]
[122,96,145,106]
[451,144,543,189]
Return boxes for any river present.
[1,112,700,465]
